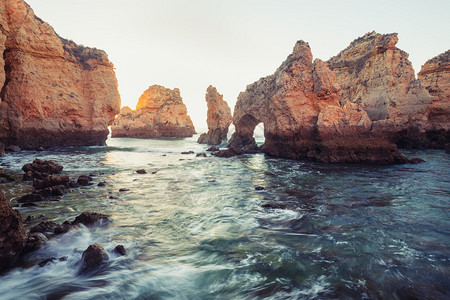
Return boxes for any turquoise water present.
[0,134,449,299]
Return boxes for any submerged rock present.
[0,190,27,271]
[111,85,196,138]
[136,169,147,174]
[0,0,120,149]
[197,86,232,145]
[80,243,109,274]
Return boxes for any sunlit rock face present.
[197,86,232,145]
[0,0,121,149]
[111,85,196,138]
[327,32,448,148]
[417,50,450,148]
[229,41,408,164]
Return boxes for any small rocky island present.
[197,86,232,145]
[111,85,196,138]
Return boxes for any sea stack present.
[228,40,409,164]
[0,0,121,149]
[327,32,448,148]
[111,85,196,138]
[197,86,232,145]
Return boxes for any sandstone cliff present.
[327,32,448,148]
[0,0,121,149]
[111,85,196,138]
[197,86,232,145]
[417,50,450,147]
[229,41,409,164]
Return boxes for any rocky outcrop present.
[111,85,196,138]
[197,86,232,145]
[79,243,108,274]
[0,0,121,149]
[327,32,448,148]
[0,189,27,271]
[229,41,409,164]
[417,50,450,147]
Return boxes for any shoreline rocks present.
[111,85,196,138]
[80,243,109,274]
[197,86,232,145]
[0,0,121,150]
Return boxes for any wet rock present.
[30,221,58,236]
[206,146,220,152]
[0,170,16,183]
[119,188,130,192]
[24,215,35,223]
[0,190,28,271]
[255,186,265,191]
[33,175,70,189]
[114,245,126,256]
[54,221,73,235]
[38,256,68,267]
[152,171,158,174]
[409,157,425,164]
[80,243,109,274]
[22,159,63,177]
[212,146,244,158]
[136,169,147,174]
[36,185,67,197]
[181,151,195,155]
[97,181,107,187]
[77,175,93,186]
[196,153,207,157]
[23,232,48,254]
[69,180,80,188]
[21,203,38,207]
[72,212,110,227]
[5,145,21,152]
[18,193,45,203]
[261,202,288,209]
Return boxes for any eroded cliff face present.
[0,0,121,149]
[197,86,232,145]
[229,41,408,164]
[111,85,196,138]
[326,32,449,148]
[417,50,450,147]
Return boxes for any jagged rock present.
[30,221,59,237]
[77,175,93,186]
[23,232,48,254]
[417,50,450,148]
[18,193,45,203]
[79,243,109,274]
[111,85,196,138]
[5,145,21,152]
[206,146,219,152]
[229,40,409,164]
[33,174,70,189]
[213,146,244,158]
[0,0,121,149]
[36,185,66,197]
[197,86,232,145]
[0,190,27,271]
[327,32,447,148]
[72,212,110,227]
[38,256,67,267]
[113,245,126,256]
[22,159,63,178]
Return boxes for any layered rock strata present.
[197,86,232,145]
[0,0,121,149]
[327,32,448,148]
[229,41,409,164]
[417,50,450,148]
[111,85,196,138]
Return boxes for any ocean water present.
[0,132,449,299]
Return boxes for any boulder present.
[197,86,232,145]
[111,85,196,138]
[18,193,46,203]
[22,159,63,177]
[0,0,121,149]
[77,175,93,186]
[33,174,70,189]
[79,243,109,274]
[113,245,126,256]
[0,190,27,271]
[72,212,110,227]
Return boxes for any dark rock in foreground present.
[114,245,126,256]
[79,243,109,274]
[0,190,27,271]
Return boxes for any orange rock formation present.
[0,0,121,149]
[111,85,196,138]
[197,86,232,145]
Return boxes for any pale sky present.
[26,0,449,129]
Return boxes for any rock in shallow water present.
[79,243,109,274]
